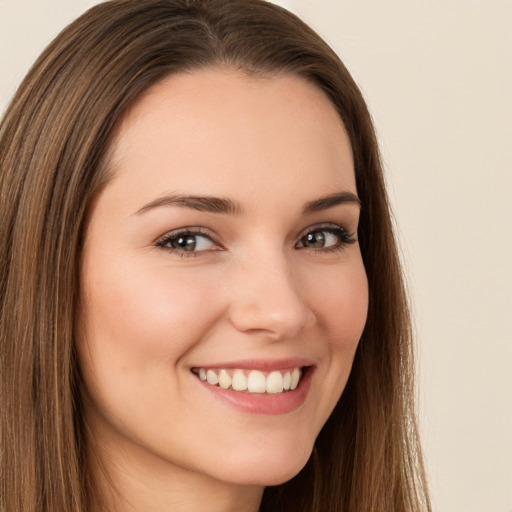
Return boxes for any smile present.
[193,367,303,394]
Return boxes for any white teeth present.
[290,368,301,390]
[247,370,267,393]
[266,371,283,394]
[206,369,219,385]
[196,367,304,394]
[218,369,231,389]
[283,371,291,390]
[231,370,248,391]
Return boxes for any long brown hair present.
[0,1,431,510]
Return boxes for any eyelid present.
[155,226,224,252]
[296,222,355,239]
[295,222,357,248]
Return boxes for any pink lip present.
[192,363,315,415]
[191,357,315,371]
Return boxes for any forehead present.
[105,67,355,212]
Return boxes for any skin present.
[77,68,368,512]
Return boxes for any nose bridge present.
[228,247,313,339]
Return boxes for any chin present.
[208,436,314,487]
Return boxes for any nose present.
[227,255,315,341]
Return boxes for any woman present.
[0,0,431,511]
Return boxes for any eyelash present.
[296,223,357,252]
[155,227,219,258]
[155,223,356,258]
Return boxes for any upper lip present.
[190,357,315,371]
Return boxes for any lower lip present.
[194,368,314,415]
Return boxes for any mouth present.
[190,359,315,415]
[192,366,305,394]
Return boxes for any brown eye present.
[301,231,327,248]
[296,225,356,251]
[157,231,217,253]
[170,235,199,251]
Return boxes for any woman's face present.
[78,68,368,490]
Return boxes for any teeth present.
[247,370,266,393]
[195,367,303,394]
[218,369,231,389]
[206,369,219,385]
[290,368,300,390]
[266,371,283,393]
[283,371,291,390]
[231,370,248,391]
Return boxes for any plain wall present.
[1,1,511,511]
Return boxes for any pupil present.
[175,235,196,251]
[306,231,325,248]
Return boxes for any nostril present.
[228,299,314,339]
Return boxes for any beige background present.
[1,1,511,511]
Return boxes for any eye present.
[296,224,356,251]
[156,228,219,255]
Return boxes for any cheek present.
[311,258,368,348]
[78,258,225,373]
[305,257,368,421]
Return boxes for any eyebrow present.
[134,190,360,216]
[135,194,243,216]
[302,191,361,213]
